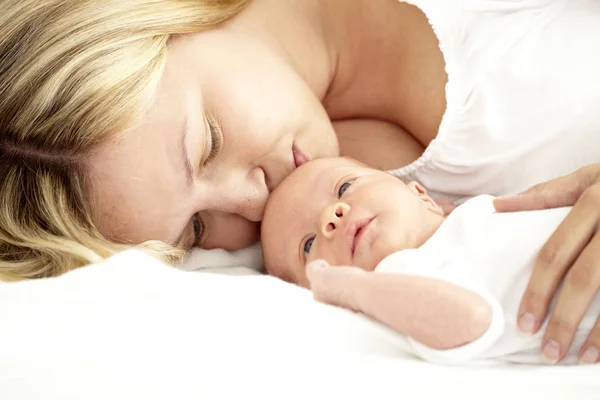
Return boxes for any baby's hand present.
[305,260,366,312]
[436,197,456,216]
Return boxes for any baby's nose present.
[319,202,350,237]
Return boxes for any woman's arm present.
[306,261,492,350]
[494,164,600,364]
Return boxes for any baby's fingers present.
[306,260,365,311]
[435,197,456,216]
[305,259,330,285]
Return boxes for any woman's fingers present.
[518,189,598,331]
[494,165,600,362]
[541,231,600,363]
[517,185,600,362]
[579,318,600,364]
[494,168,590,213]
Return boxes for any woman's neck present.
[321,0,448,146]
[233,0,447,147]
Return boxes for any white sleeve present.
[459,0,556,8]
[376,253,505,365]
[407,267,505,365]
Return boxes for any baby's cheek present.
[309,243,342,266]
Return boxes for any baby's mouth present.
[345,217,375,257]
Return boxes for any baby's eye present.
[303,237,315,259]
[338,181,353,198]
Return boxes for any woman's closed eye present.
[192,213,205,246]
[205,115,223,165]
[189,116,221,248]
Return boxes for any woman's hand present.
[494,164,600,364]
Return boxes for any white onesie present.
[376,195,599,365]
[390,0,600,203]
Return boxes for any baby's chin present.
[357,238,406,271]
[354,256,385,272]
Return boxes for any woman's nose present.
[212,166,270,222]
[319,202,350,238]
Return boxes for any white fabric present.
[376,195,599,365]
[1,250,599,399]
[179,242,263,275]
[390,0,600,204]
[4,0,600,396]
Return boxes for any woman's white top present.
[389,0,600,203]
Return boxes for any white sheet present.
[1,250,598,400]
[179,242,264,275]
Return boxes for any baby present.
[261,157,600,365]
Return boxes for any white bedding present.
[1,250,598,400]
[179,243,264,275]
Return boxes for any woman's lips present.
[264,144,310,193]
[292,143,310,168]
[345,217,375,257]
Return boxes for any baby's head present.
[261,157,445,287]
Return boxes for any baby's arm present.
[352,272,492,349]
[307,262,493,350]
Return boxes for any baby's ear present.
[406,181,444,216]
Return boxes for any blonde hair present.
[0,0,249,281]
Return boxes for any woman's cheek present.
[203,214,260,250]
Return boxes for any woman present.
[0,0,598,363]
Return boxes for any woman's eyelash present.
[188,116,220,249]
[192,213,204,244]
[205,116,222,165]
